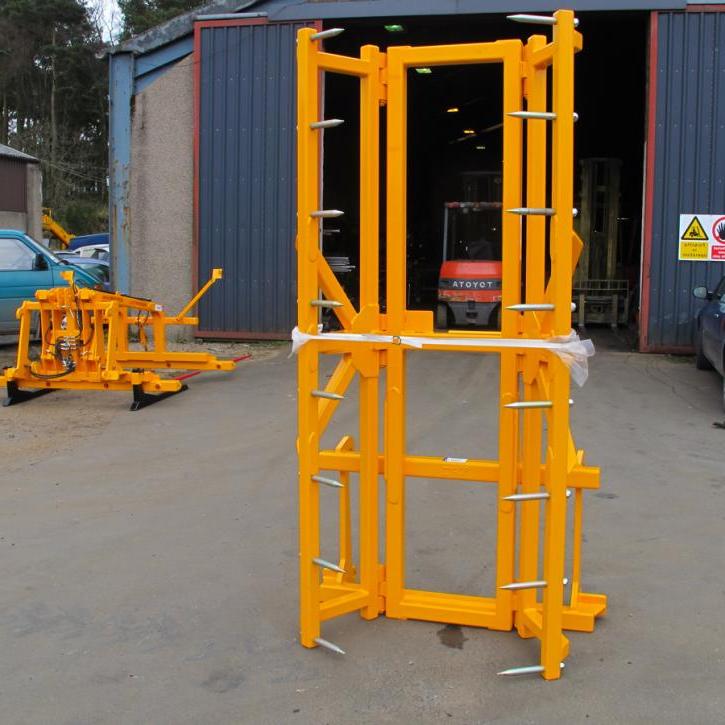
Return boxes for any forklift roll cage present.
[296,10,606,681]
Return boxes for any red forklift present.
[436,199,503,329]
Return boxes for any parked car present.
[77,244,109,262]
[67,232,109,251]
[0,230,102,335]
[693,276,725,410]
[55,252,111,291]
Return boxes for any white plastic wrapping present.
[291,326,595,386]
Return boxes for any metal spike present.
[506,207,555,216]
[573,112,580,122]
[506,303,555,312]
[507,13,578,27]
[310,299,343,308]
[313,557,345,574]
[314,637,346,655]
[312,474,344,489]
[500,580,547,591]
[311,209,344,218]
[573,208,579,217]
[504,400,553,409]
[504,492,550,502]
[312,390,344,400]
[508,110,556,121]
[507,13,556,25]
[310,28,344,41]
[571,302,577,311]
[310,119,345,129]
[498,663,565,676]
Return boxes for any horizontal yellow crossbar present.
[318,450,600,489]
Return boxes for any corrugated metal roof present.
[647,9,725,350]
[0,143,38,163]
[112,0,692,57]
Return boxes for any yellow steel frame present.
[296,10,606,680]
[0,269,235,404]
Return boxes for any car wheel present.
[695,326,712,370]
[435,303,450,330]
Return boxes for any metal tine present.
[310,27,344,41]
[500,580,547,591]
[312,474,344,489]
[310,119,345,129]
[506,303,554,311]
[508,111,556,121]
[313,557,346,574]
[504,400,552,409]
[310,299,343,308]
[504,492,550,502]
[314,637,346,655]
[507,207,555,216]
[311,209,344,218]
[507,13,579,27]
[498,663,565,676]
[312,390,344,400]
[504,399,574,409]
[508,111,580,122]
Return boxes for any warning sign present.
[679,241,709,260]
[681,216,708,241]
[712,216,725,244]
[678,213,725,261]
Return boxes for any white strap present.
[291,327,595,386]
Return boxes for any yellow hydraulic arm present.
[42,208,74,248]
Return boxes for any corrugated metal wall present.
[0,158,27,213]
[647,9,725,349]
[197,20,309,337]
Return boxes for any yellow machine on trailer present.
[0,268,235,410]
[294,10,606,680]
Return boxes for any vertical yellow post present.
[297,28,323,648]
[540,8,576,680]
[383,46,408,618]
[495,43,524,630]
[517,34,549,633]
[358,44,382,619]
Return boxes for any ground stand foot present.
[3,381,55,407]
[130,383,188,411]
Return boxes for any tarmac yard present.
[0,340,723,724]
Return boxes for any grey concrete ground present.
[0,340,723,724]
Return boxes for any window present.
[0,237,35,271]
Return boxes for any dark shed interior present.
[319,12,648,327]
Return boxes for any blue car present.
[693,276,725,410]
[0,230,101,335]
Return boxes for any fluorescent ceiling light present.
[446,107,459,113]
[464,129,476,134]
[415,67,433,74]
[384,24,405,32]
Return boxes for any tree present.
[0,0,108,233]
[119,0,206,37]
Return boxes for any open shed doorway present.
[320,12,648,339]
